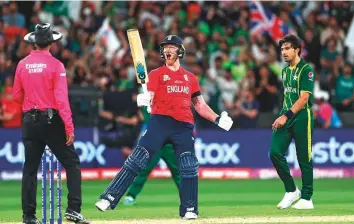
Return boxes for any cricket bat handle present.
[141,84,151,113]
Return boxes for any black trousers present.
[21,111,82,216]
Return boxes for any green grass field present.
[0,178,353,223]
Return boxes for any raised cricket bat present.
[127,29,151,113]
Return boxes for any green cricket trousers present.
[270,108,314,200]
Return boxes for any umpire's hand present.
[66,134,75,146]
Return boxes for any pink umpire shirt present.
[13,50,74,135]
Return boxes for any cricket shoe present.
[22,215,41,224]
[277,188,301,209]
[183,212,198,220]
[292,199,314,209]
[65,208,90,224]
[123,196,136,205]
[95,199,112,212]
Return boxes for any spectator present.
[303,29,321,69]
[314,97,342,129]
[239,69,256,92]
[114,66,134,91]
[232,90,259,129]
[320,38,342,89]
[320,16,345,53]
[255,65,279,112]
[335,64,354,111]
[72,60,92,86]
[301,11,322,38]
[2,2,25,28]
[0,79,22,128]
[216,67,238,112]
[0,52,13,89]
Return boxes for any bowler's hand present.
[66,134,75,146]
[272,115,287,130]
[216,111,233,131]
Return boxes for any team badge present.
[163,74,170,81]
[308,72,314,81]
[184,74,189,81]
[293,74,298,80]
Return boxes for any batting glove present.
[215,111,233,131]
[137,92,151,107]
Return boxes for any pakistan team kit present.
[271,35,315,210]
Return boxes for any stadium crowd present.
[0,1,354,129]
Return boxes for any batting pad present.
[179,152,199,217]
[100,146,149,209]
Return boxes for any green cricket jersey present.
[281,58,315,114]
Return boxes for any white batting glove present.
[137,92,151,107]
[215,111,233,131]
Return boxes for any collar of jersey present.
[289,58,304,70]
[30,50,52,56]
[164,65,182,73]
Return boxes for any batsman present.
[95,34,233,219]
[271,35,315,210]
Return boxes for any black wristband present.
[215,115,220,125]
[284,110,294,119]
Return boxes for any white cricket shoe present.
[95,199,111,212]
[183,212,198,220]
[277,188,301,209]
[292,199,314,209]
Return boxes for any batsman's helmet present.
[159,35,185,59]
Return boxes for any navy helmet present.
[159,35,185,59]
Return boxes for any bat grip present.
[141,84,151,113]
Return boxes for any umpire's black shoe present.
[65,208,90,224]
[22,215,41,224]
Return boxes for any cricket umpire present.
[13,23,89,224]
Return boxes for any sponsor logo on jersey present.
[308,72,314,81]
[25,63,47,73]
[163,74,170,81]
[184,74,189,81]
[167,85,190,94]
[284,87,297,93]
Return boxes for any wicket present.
[41,149,62,224]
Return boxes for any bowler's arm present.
[289,91,310,114]
[192,94,218,122]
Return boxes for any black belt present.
[25,109,58,116]
[24,109,58,123]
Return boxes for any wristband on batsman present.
[284,109,294,119]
